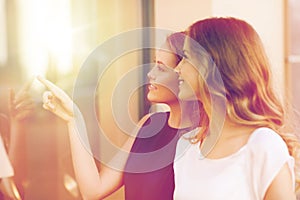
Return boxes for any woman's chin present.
[177,92,185,100]
[147,94,161,104]
[147,94,155,102]
[178,92,196,101]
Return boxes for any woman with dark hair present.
[38,32,198,200]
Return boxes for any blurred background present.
[0,0,299,199]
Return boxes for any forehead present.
[183,36,208,58]
[156,47,178,65]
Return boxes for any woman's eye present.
[157,65,165,72]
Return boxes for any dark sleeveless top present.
[123,112,183,200]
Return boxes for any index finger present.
[15,78,34,100]
[36,76,70,101]
[9,88,15,106]
[37,76,56,91]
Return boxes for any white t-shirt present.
[0,135,14,178]
[174,127,295,200]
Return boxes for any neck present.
[167,100,197,129]
[204,113,256,149]
[220,117,257,137]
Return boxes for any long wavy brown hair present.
[187,17,300,191]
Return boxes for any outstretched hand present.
[37,76,74,122]
[9,79,35,121]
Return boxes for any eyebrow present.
[153,59,167,66]
[153,59,174,70]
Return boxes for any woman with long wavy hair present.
[174,17,300,200]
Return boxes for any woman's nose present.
[147,70,155,80]
[174,65,181,75]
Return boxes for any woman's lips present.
[148,83,157,90]
[178,79,184,86]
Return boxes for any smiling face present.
[147,43,180,104]
[175,38,201,101]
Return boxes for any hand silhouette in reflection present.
[9,80,35,122]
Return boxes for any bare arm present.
[3,80,35,199]
[37,76,149,200]
[264,163,296,200]
[66,108,132,200]
[67,119,123,199]
[8,80,35,166]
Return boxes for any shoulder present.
[137,112,169,127]
[246,127,292,175]
[133,112,169,135]
[247,127,288,153]
[246,129,295,199]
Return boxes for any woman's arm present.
[4,80,35,199]
[37,76,125,199]
[37,76,149,199]
[264,163,296,200]
[66,118,127,200]
[8,80,35,168]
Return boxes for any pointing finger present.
[37,76,71,103]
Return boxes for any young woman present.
[37,32,198,199]
[174,17,300,200]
